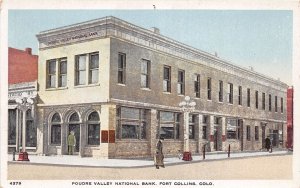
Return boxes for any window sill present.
[74,83,100,89]
[141,87,151,91]
[117,83,126,87]
[163,92,171,95]
[178,94,185,97]
[49,144,61,147]
[207,99,212,102]
[218,101,223,104]
[228,103,233,105]
[46,87,68,91]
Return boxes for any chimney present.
[25,48,32,55]
[150,27,160,34]
[249,66,254,71]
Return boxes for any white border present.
[1,0,299,188]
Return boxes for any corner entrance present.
[68,124,80,153]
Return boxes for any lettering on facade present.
[47,31,98,46]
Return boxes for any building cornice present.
[36,16,288,91]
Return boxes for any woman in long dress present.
[154,139,165,169]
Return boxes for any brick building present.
[35,16,288,158]
[8,47,38,152]
[286,87,293,149]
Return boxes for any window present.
[189,114,196,139]
[227,119,238,139]
[87,112,100,145]
[281,97,283,113]
[247,88,251,107]
[255,91,258,109]
[202,115,209,124]
[158,111,180,139]
[238,86,242,105]
[219,81,223,102]
[177,70,185,95]
[75,54,87,85]
[269,94,272,111]
[275,96,278,112]
[118,53,126,84]
[26,109,36,147]
[194,74,200,98]
[207,78,212,100]
[246,126,251,141]
[116,107,148,139]
[228,83,233,104]
[262,93,266,110]
[75,52,99,85]
[163,66,171,92]
[255,126,259,141]
[50,113,61,145]
[47,59,56,88]
[58,58,67,87]
[8,109,16,145]
[141,59,150,88]
[89,53,99,84]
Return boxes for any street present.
[8,155,292,180]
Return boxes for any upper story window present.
[163,66,171,92]
[247,88,251,107]
[275,96,278,112]
[269,94,272,111]
[118,53,126,84]
[255,91,259,109]
[262,92,266,110]
[228,83,233,104]
[281,97,283,113]
[141,59,150,88]
[207,78,212,100]
[46,58,67,89]
[219,81,223,102]
[177,70,185,95]
[75,52,99,86]
[238,86,242,105]
[194,74,200,98]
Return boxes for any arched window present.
[50,113,61,145]
[68,112,80,152]
[26,109,36,147]
[87,111,100,145]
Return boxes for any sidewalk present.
[8,150,291,168]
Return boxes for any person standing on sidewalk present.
[68,131,76,155]
[154,138,165,169]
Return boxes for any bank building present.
[14,16,287,158]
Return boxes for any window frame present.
[275,96,278,112]
[246,125,251,141]
[238,86,242,106]
[141,59,151,89]
[207,77,212,100]
[118,53,126,84]
[163,66,171,93]
[158,111,181,140]
[228,83,233,104]
[255,91,259,109]
[247,88,251,107]
[219,80,223,102]
[177,69,185,95]
[262,92,266,110]
[255,126,259,141]
[194,74,200,98]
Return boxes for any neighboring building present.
[35,16,288,158]
[8,47,38,153]
[286,87,293,149]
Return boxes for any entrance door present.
[68,124,80,153]
[272,130,279,147]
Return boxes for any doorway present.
[68,124,80,153]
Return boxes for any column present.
[198,115,203,153]
[209,115,214,151]
[79,123,85,157]
[16,109,20,152]
[149,109,158,157]
[221,117,226,151]
[61,123,67,155]
[183,112,189,152]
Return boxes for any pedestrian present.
[154,138,165,169]
[68,131,76,155]
[265,137,271,152]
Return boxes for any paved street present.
[8,151,292,180]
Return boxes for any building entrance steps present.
[8,150,291,168]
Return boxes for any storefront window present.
[87,111,100,145]
[189,114,196,139]
[227,118,238,139]
[26,109,36,147]
[116,107,148,139]
[158,111,181,139]
[50,113,61,145]
[8,109,17,145]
